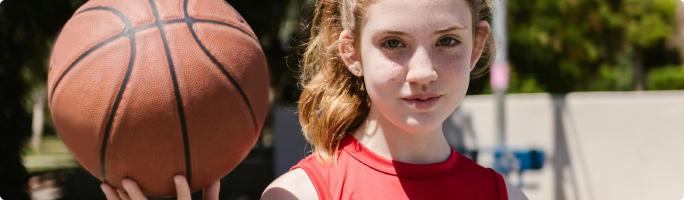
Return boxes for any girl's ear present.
[470,21,491,72]
[339,30,363,77]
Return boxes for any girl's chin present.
[398,116,444,133]
[372,101,453,133]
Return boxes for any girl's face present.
[344,0,489,134]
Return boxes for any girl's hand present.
[100,175,220,200]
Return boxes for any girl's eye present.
[437,37,459,46]
[381,39,405,48]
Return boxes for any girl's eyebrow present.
[371,25,467,37]
[433,25,467,36]
[372,29,408,37]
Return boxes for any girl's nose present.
[405,47,438,85]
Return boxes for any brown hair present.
[298,0,495,163]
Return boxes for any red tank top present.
[290,135,508,200]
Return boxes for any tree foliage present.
[506,0,679,93]
[624,0,677,48]
[647,65,684,90]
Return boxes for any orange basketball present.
[47,0,268,197]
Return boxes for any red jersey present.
[290,135,508,200]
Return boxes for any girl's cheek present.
[379,61,405,85]
[442,60,468,76]
[368,51,404,81]
[437,52,469,76]
[365,62,404,96]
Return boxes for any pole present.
[491,0,517,176]
[491,0,508,149]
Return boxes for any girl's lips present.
[402,96,441,109]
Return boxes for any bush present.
[646,65,684,90]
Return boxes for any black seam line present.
[49,12,184,105]
[61,6,138,184]
[149,0,192,187]
[183,0,258,133]
[78,7,133,27]
[50,34,124,104]
[50,7,132,104]
[221,1,245,23]
[178,0,255,42]
[100,29,136,185]
[193,19,257,42]
[95,7,135,184]
[51,6,184,104]
[51,6,246,102]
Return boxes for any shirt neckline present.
[340,134,462,180]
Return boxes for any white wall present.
[454,91,684,200]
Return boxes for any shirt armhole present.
[291,162,333,200]
[492,169,509,200]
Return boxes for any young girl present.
[262,0,528,199]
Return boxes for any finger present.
[202,180,221,200]
[122,179,148,200]
[101,183,122,200]
[116,189,131,200]
[174,175,192,200]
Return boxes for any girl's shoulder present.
[261,168,318,200]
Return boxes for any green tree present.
[506,0,678,93]
[622,0,677,90]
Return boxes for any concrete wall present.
[274,91,684,199]
[456,91,684,200]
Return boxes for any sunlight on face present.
[360,0,476,134]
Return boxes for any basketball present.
[47,0,268,197]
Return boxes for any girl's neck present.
[351,106,452,165]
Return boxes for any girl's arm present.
[506,181,529,200]
[261,168,318,200]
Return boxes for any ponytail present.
[298,0,372,164]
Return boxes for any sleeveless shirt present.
[290,135,509,200]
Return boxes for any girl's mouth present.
[402,96,441,109]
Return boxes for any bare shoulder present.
[505,181,529,200]
[261,168,318,200]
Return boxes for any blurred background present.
[0,0,683,199]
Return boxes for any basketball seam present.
[194,19,257,41]
[183,0,259,134]
[92,7,137,184]
[50,9,255,104]
[148,0,193,187]
[48,7,132,77]
[49,34,124,104]
[49,10,181,104]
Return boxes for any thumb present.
[202,180,221,200]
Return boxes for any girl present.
[263,0,528,199]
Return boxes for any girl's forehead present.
[363,0,473,33]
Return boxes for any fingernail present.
[174,176,181,186]
[100,184,105,191]
[122,179,131,191]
